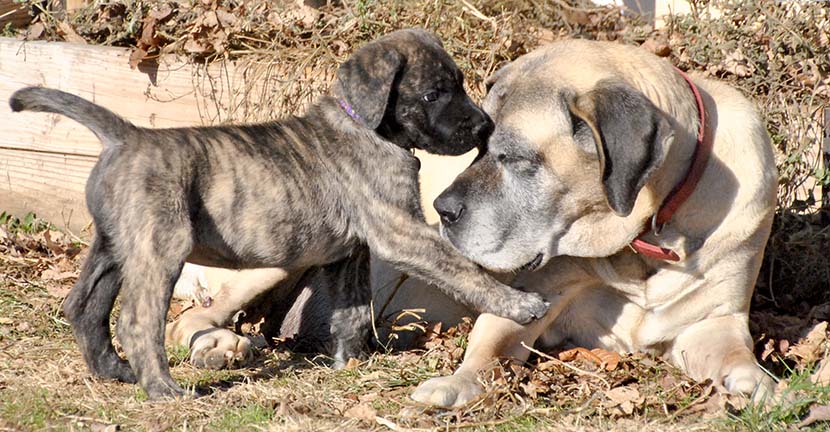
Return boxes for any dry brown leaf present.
[558,347,619,370]
[642,38,671,57]
[561,8,590,26]
[290,0,321,28]
[42,230,65,255]
[129,47,148,69]
[798,404,830,428]
[344,403,377,422]
[216,9,237,27]
[149,5,173,21]
[138,18,158,48]
[46,284,71,300]
[41,267,78,281]
[812,356,830,386]
[604,385,643,415]
[519,378,548,399]
[184,39,209,54]
[721,48,755,77]
[344,357,360,370]
[787,321,828,365]
[23,22,44,40]
[203,11,219,27]
[57,22,87,45]
[591,348,621,371]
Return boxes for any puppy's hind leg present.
[63,234,136,383]
[327,245,372,369]
[116,223,193,399]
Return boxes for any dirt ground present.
[1,217,829,432]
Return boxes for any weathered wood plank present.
[0,0,31,29]
[0,38,216,232]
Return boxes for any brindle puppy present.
[9,29,548,399]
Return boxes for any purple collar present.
[338,99,361,122]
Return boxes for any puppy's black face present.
[333,29,493,156]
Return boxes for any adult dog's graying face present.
[332,28,493,155]
[434,52,672,272]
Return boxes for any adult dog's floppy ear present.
[569,80,669,216]
[484,61,515,92]
[332,43,405,130]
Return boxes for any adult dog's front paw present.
[411,373,483,408]
[189,328,253,369]
[724,362,775,403]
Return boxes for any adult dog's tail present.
[9,87,136,148]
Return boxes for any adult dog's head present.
[434,40,700,272]
[332,28,493,155]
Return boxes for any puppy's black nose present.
[434,192,465,226]
[473,115,495,141]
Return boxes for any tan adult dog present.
[168,39,777,406]
[411,39,777,407]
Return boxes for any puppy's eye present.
[423,91,440,103]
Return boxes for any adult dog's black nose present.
[434,191,465,226]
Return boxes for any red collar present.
[629,67,712,262]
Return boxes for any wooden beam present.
[0,38,217,233]
[0,0,31,28]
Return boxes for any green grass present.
[2,213,829,431]
[724,367,830,431]
[0,389,53,430]
[209,403,275,431]
[0,211,53,234]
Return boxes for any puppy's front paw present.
[189,328,253,370]
[411,373,482,408]
[496,290,550,324]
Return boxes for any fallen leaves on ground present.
[798,404,830,428]
[558,347,621,371]
[604,385,644,416]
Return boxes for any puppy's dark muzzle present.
[473,115,495,142]
[444,113,494,156]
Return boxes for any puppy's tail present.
[9,87,136,148]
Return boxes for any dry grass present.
[0,220,754,431]
[2,215,830,431]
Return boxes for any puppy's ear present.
[332,44,405,130]
[407,28,444,48]
[569,80,670,216]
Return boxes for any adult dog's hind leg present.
[670,314,774,402]
[116,224,193,399]
[63,235,135,383]
[167,267,294,370]
[327,245,372,368]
